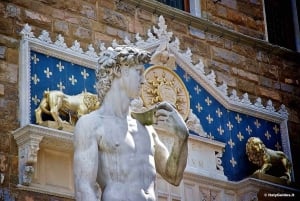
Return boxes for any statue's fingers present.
[155,108,169,117]
[156,115,168,122]
[156,101,174,112]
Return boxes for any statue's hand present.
[155,102,189,140]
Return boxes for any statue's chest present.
[98,118,153,154]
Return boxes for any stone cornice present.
[124,0,300,60]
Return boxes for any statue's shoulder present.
[75,110,102,130]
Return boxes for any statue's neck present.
[99,80,130,119]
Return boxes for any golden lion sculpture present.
[35,90,100,129]
[246,137,292,183]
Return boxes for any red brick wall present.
[0,0,299,199]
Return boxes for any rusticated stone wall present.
[0,0,299,200]
[202,0,265,39]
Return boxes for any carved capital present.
[13,127,43,185]
[15,133,43,164]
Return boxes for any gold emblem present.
[141,66,190,120]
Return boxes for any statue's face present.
[121,64,145,98]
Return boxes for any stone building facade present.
[0,0,299,200]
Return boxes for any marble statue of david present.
[73,46,189,201]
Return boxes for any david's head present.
[96,46,151,105]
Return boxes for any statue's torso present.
[94,114,157,201]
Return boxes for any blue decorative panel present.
[30,51,97,124]
[29,51,283,181]
[173,65,282,181]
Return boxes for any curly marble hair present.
[96,45,151,105]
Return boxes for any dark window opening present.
[264,0,298,51]
[156,0,190,12]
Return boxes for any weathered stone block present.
[64,12,80,24]
[0,133,10,153]
[280,83,294,93]
[206,32,225,47]
[24,10,51,25]
[136,9,152,22]
[220,0,237,9]
[216,4,227,18]
[0,46,6,59]
[0,84,4,96]
[227,9,245,25]
[116,0,135,14]
[211,46,245,66]
[190,27,205,40]
[0,18,13,35]
[54,20,69,35]
[103,9,127,30]
[91,21,105,33]
[237,25,264,39]
[100,0,115,9]
[0,35,18,48]
[208,60,231,73]
[95,32,114,44]
[70,25,92,41]
[258,63,279,80]
[105,26,129,40]
[128,16,145,35]
[259,76,273,88]
[215,71,236,87]
[51,8,65,20]
[0,62,18,83]
[6,48,18,65]
[232,67,259,82]
[243,58,258,72]
[256,86,282,101]
[80,3,96,19]
[5,4,21,19]
[236,79,255,94]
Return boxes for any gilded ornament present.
[35,90,100,130]
[141,66,190,120]
[246,137,292,184]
